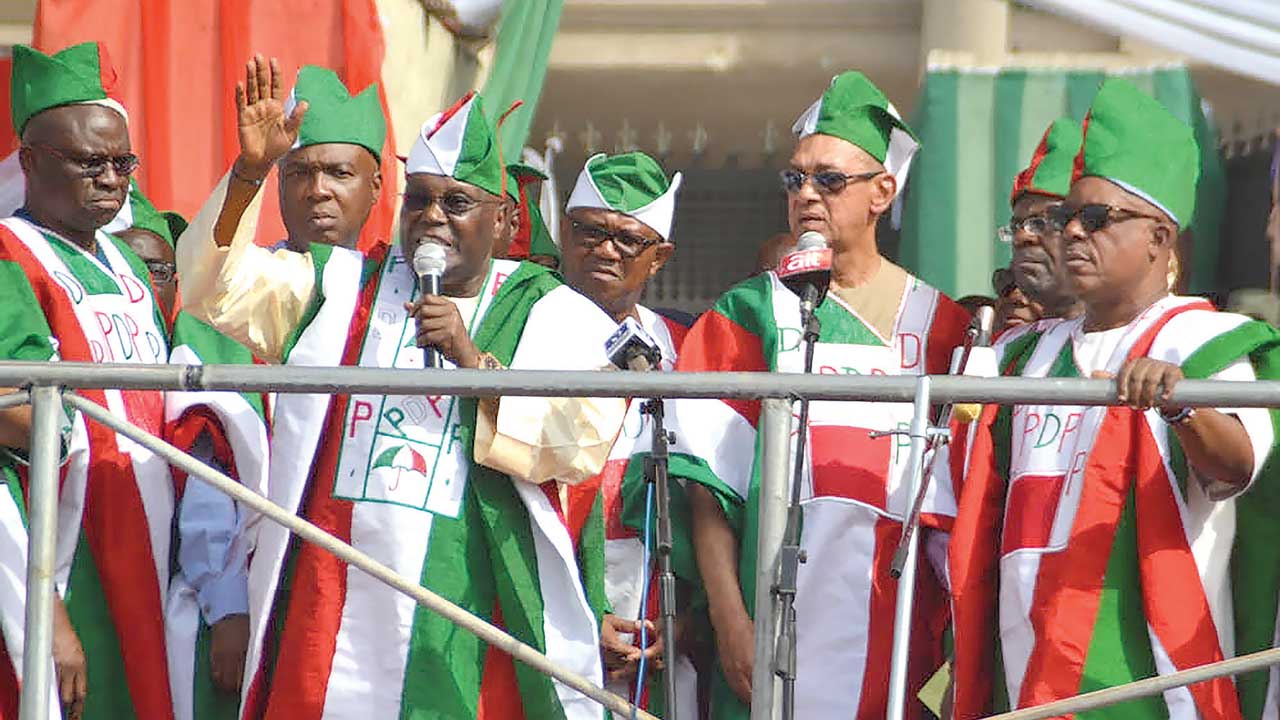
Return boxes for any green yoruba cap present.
[565,152,683,241]
[1010,118,1082,206]
[505,163,558,260]
[10,42,127,136]
[284,65,386,157]
[163,211,188,245]
[1077,78,1199,226]
[404,91,504,197]
[792,71,919,192]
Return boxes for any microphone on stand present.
[413,243,448,369]
[951,305,997,423]
[606,317,664,372]
[776,231,833,321]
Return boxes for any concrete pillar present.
[921,0,1009,65]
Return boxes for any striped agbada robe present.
[668,269,969,718]
[0,215,174,720]
[948,296,1280,720]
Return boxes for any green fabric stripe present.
[1182,319,1280,719]
[710,274,775,361]
[902,70,958,292]
[814,298,884,348]
[172,311,265,418]
[1065,72,1105,122]
[1077,490,1165,720]
[951,73,998,298]
[192,619,240,719]
[45,232,122,296]
[484,0,564,156]
[620,452,699,588]
[576,491,610,623]
[65,533,139,719]
[280,243,335,363]
[0,258,57,362]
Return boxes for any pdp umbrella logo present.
[371,444,429,491]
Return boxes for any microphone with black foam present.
[606,317,664,372]
[412,243,448,369]
[776,231,833,321]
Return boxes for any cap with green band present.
[10,41,127,136]
[1076,78,1199,227]
[565,152,682,241]
[792,71,919,194]
[283,65,386,157]
[404,91,504,198]
[1010,117,1082,206]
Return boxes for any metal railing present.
[3,362,1279,720]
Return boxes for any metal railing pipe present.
[0,390,30,411]
[61,394,657,720]
[19,386,61,720]
[984,646,1280,720]
[750,398,792,720]
[886,376,932,720]
[4,362,1280,406]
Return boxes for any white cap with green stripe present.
[565,152,683,241]
[792,71,920,195]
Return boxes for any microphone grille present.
[413,243,447,276]
[796,231,828,251]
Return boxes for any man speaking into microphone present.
[178,70,627,718]
[669,71,969,718]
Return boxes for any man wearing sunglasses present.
[0,42,182,720]
[670,71,969,719]
[950,79,1280,719]
[179,56,625,717]
[999,118,1085,328]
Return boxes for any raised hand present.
[233,55,307,180]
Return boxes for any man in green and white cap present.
[0,41,175,720]
[558,151,700,717]
[502,162,561,268]
[670,70,969,718]
[178,55,626,718]
[998,117,1084,328]
[949,78,1280,719]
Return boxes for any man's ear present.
[17,146,34,176]
[649,242,674,278]
[1150,221,1176,258]
[868,173,897,216]
[492,200,511,240]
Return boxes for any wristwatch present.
[1158,406,1196,425]
[476,352,504,371]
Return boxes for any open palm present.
[235,55,307,176]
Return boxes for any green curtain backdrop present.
[899,65,1225,299]
[482,0,565,157]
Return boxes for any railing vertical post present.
[750,397,792,720]
[886,375,933,720]
[20,385,61,720]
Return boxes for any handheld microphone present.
[776,231,832,319]
[606,317,663,372]
[413,243,448,369]
[952,305,997,423]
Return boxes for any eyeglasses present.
[569,219,662,259]
[145,260,176,285]
[996,212,1062,243]
[26,143,140,179]
[780,169,882,195]
[1047,203,1167,234]
[400,190,500,218]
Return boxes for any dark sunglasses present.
[780,169,882,195]
[569,219,662,260]
[400,191,499,218]
[1047,203,1166,234]
[26,143,140,179]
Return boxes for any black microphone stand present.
[774,285,821,720]
[642,397,680,718]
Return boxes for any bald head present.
[18,104,132,247]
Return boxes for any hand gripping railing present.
[4,362,1280,720]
